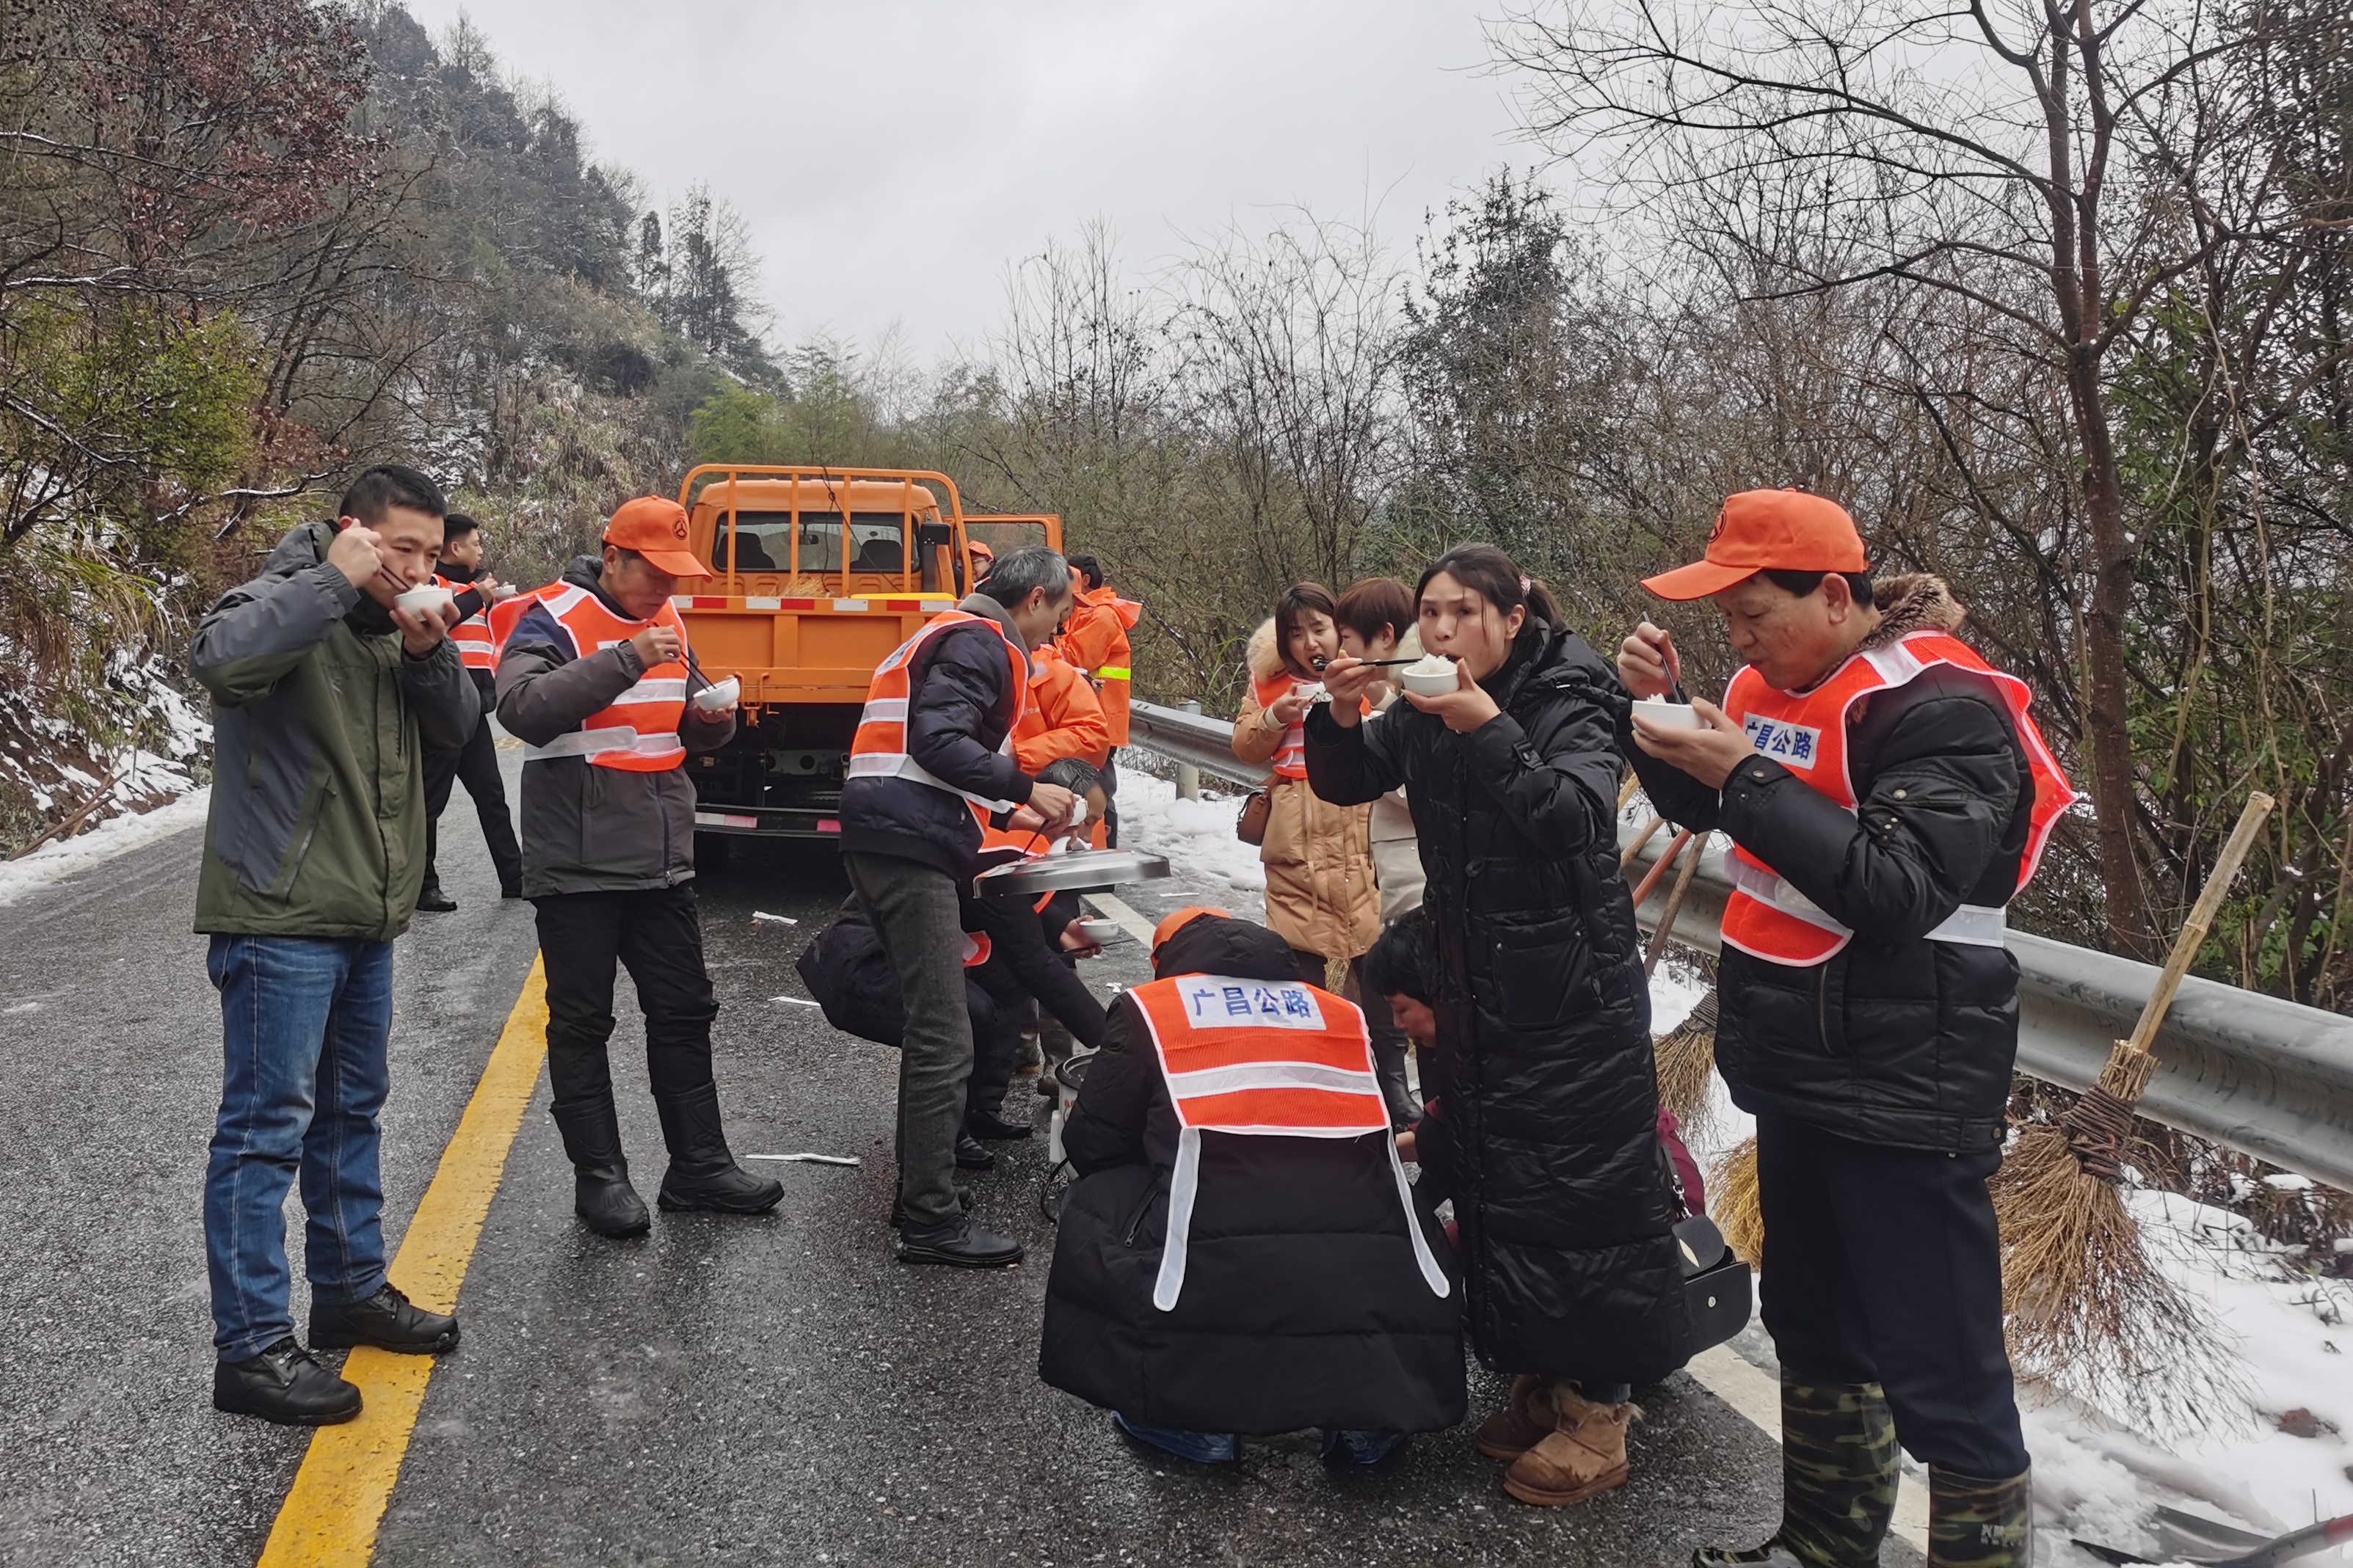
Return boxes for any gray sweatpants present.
[843,852,972,1236]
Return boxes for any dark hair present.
[1336,576,1415,646]
[1273,581,1340,678]
[1759,569,1874,609]
[978,546,1073,608]
[1364,908,1438,1006]
[443,512,481,541]
[605,544,644,567]
[338,464,446,528]
[1066,553,1105,591]
[1037,757,1104,795]
[1414,544,1564,631]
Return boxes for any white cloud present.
[396,0,1527,359]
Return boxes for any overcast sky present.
[399,0,1536,363]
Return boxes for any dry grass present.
[1712,1134,1764,1268]
[1654,985,1718,1133]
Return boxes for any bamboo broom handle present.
[1619,814,1668,871]
[2120,791,2274,1057]
[1629,830,1695,908]
[1645,836,1704,978]
[1617,771,1642,813]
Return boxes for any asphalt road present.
[0,756,1909,1567]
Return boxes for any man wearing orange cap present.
[1618,489,2073,1568]
[497,497,782,1239]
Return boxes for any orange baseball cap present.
[1152,905,1233,957]
[1641,489,1868,602]
[603,497,711,579]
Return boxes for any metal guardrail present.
[1128,699,2353,1191]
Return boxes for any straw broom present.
[1990,791,2274,1434]
[1644,843,1717,1132]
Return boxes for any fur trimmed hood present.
[1861,574,1965,649]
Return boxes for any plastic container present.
[1630,696,1704,731]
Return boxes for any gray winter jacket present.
[495,556,735,897]
[191,519,479,939]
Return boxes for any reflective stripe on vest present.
[1128,974,1448,1312]
[1251,672,1312,780]
[435,575,497,671]
[519,583,691,773]
[1719,630,2077,966]
[1095,666,1130,680]
[845,610,1032,813]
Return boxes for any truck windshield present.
[727,511,909,575]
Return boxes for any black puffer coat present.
[1622,576,2034,1152]
[1305,619,1688,1385]
[1040,915,1464,1436]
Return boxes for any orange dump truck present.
[669,464,1060,848]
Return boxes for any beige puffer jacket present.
[1231,618,1381,964]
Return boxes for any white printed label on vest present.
[1742,715,1823,770]
[1174,977,1328,1030]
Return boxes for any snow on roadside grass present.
[0,787,208,908]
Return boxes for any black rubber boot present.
[550,1096,650,1238]
[1925,1467,2030,1567]
[1693,1375,1898,1567]
[654,1081,784,1214]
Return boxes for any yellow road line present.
[257,957,549,1567]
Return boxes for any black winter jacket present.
[838,593,1036,879]
[1041,916,1464,1436]
[1623,575,2033,1151]
[1305,618,1688,1385]
[495,556,735,897]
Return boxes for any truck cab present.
[671,464,1061,845]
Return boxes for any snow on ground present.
[1113,765,1268,918]
[0,787,208,908]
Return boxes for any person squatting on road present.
[1039,908,1464,1467]
[496,496,783,1240]
[1232,583,1382,995]
[837,545,1082,1268]
[1057,553,1139,845]
[192,463,477,1426]
[1621,489,2074,1568]
[415,511,524,911]
[1311,544,1688,1509]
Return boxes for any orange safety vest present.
[1251,671,1314,781]
[1061,587,1141,747]
[1718,629,2076,966]
[517,583,691,773]
[847,610,1033,813]
[434,575,497,673]
[961,931,992,969]
[485,584,553,668]
[1127,974,1449,1311]
[1014,646,1112,773]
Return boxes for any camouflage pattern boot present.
[1924,1468,2030,1567]
[1692,1375,1898,1567]
[1474,1374,1554,1460]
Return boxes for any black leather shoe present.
[887,1186,975,1230]
[654,1082,785,1214]
[967,1109,1033,1142]
[577,1167,650,1236]
[955,1134,995,1170]
[309,1283,459,1354]
[415,887,458,914]
[896,1221,1025,1268]
[213,1338,362,1426]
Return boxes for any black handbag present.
[1674,1211,1754,1354]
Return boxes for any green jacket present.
[191,519,480,940]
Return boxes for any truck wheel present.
[694,832,732,872]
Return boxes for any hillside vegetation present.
[0,0,2345,1008]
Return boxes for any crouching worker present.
[498,497,782,1237]
[1040,908,1463,1468]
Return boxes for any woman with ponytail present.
[1310,544,1684,1509]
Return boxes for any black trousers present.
[1099,754,1119,848]
[1755,1113,2028,1476]
[534,885,718,1113]
[424,704,523,893]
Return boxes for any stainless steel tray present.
[972,847,1173,896]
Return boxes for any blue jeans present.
[204,936,393,1361]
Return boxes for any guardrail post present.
[1176,700,1201,801]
